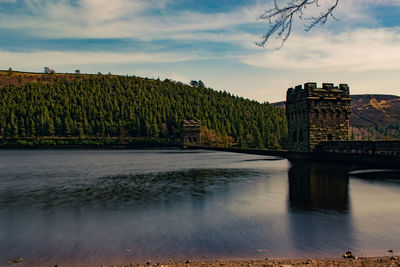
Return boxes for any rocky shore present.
[6,255,400,267]
[97,256,400,267]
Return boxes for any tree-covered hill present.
[0,71,287,149]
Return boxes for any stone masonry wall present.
[182,120,201,147]
[286,82,351,152]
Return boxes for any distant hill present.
[271,101,285,108]
[350,94,400,127]
[350,94,400,140]
[272,94,400,140]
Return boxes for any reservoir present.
[0,149,400,266]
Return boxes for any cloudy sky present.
[0,0,399,102]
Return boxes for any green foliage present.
[189,80,206,88]
[375,123,400,139]
[0,75,287,149]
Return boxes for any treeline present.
[375,123,400,139]
[350,123,400,141]
[0,74,287,149]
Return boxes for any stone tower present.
[182,120,201,147]
[286,83,351,152]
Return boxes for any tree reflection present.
[0,168,260,210]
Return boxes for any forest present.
[0,73,287,149]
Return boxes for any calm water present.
[0,149,400,266]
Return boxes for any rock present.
[146,260,152,265]
[389,249,394,253]
[343,250,355,259]
[185,260,191,264]
[8,258,23,264]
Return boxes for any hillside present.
[0,69,91,87]
[350,94,400,127]
[272,94,400,140]
[350,94,400,140]
[0,70,287,149]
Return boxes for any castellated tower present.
[182,120,201,147]
[286,83,351,152]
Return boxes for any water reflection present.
[0,168,261,210]
[288,160,349,211]
[288,160,354,258]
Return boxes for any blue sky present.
[0,0,399,102]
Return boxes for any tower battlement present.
[285,82,351,152]
[287,83,350,102]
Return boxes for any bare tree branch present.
[257,0,339,47]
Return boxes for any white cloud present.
[0,0,167,37]
[0,0,262,40]
[78,0,147,23]
[242,28,400,71]
[332,0,400,24]
[0,0,398,49]
[0,50,201,69]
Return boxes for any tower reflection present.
[288,160,350,211]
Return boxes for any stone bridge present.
[318,141,400,157]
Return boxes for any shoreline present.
[0,137,180,149]
[9,256,399,267]
[102,256,400,267]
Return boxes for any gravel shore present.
[100,256,400,267]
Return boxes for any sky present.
[0,0,399,102]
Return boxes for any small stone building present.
[182,120,201,147]
[286,82,351,152]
